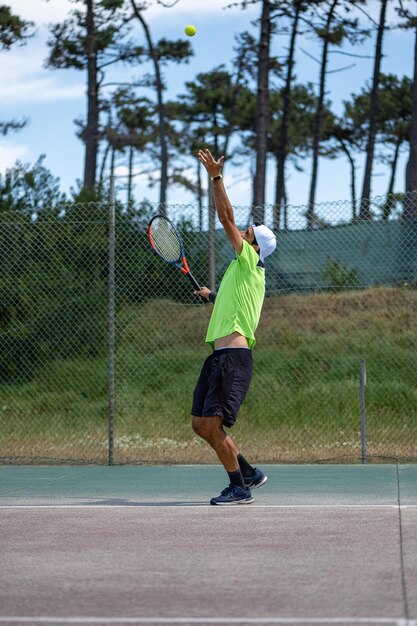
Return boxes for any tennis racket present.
[148,214,202,292]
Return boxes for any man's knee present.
[192,415,222,441]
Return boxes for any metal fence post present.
[360,357,367,464]
[108,173,116,465]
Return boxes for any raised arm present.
[197,148,243,254]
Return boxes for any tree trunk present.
[252,0,271,221]
[109,147,115,202]
[131,0,168,212]
[338,137,357,222]
[283,185,288,230]
[306,0,338,230]
[83,0,99,190]
[127,146,134,207]
[380,136,402,220]
[405,17,417,220]
[387,138,401,196]
[98,141,111,197]
[360,0,388,218]
[274,0,302,230]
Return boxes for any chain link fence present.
[1,193,417,465]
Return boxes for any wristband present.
[210,174,222,181]
[209,291,217,304]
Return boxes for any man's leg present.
[192,414,238,469]
[192,416,267,490]
[192,415,245,488]
[192,415,254,504]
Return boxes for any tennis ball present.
[185,24,196,37]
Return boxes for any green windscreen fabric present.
[205,220,417,293]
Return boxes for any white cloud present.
[114,164,130,178]
[0,141,28,170]
[0,54,42,82]
[0,76,84,103]
[0,47,83,104]
[11,0,248,24]
[145,0,256,18]
[10,0,74,25]
[10,0,258,35]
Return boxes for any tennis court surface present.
[1,464,416,626]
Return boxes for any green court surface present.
[1,464,416,506]
[0,464,416,626]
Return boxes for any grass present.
[1,287,417,463]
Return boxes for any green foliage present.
[343,73,412,150]
[0,119,28,136]
[3,291,416,462]
[46,1,132,71]
[155,38,193,64]
[101,0,125,9]
[269,83,335,158]
[71,184,105,204]
[0,203,206,383]
[0,209,109,382]
[0,5,33,49]
[104,90,156,152]
[181,68,236,121]
[0,323,39,382]
[322,258,359,291]
[0,156,66,213]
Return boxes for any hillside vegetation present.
[1,287,417,463]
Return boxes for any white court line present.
[1,504,417,510]
[0,617,415,625]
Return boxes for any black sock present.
[227,468,245,489]
[237,452,255,478]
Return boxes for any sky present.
[1,0,415,215]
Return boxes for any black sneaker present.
[210,485,254,506]
[244,468,268,490]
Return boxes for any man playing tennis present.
[192,148,276,505]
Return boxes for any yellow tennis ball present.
[185,24,196,37]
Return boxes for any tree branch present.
[327,63,357,74]
[156,0,181,6]
[328,49,373,59]
[101,81,143,88]
[353,3,380,28]
[299,47,321,65]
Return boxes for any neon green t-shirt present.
[205,240,265,349]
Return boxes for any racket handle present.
[186,271,202,291]
[186,271,209,303]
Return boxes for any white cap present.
[252,224,276,262]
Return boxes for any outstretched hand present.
[197,148,224,178]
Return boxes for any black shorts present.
[191,348,253,427]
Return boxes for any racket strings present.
[150,218,182,262]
